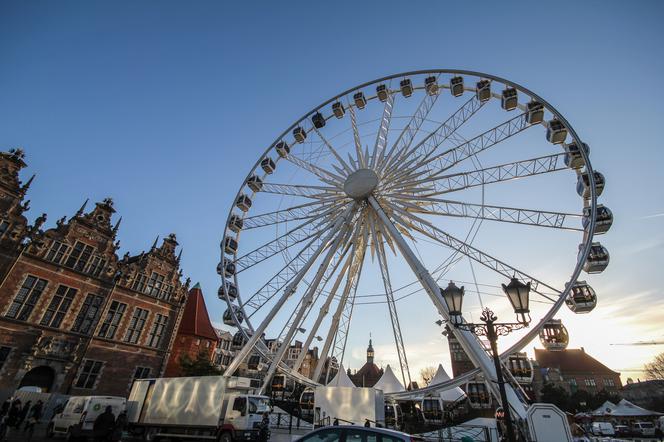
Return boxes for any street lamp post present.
[441,278,531,442]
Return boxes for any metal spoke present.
[223,205,356,380]
[383,94,485,179]
[390,154,567,197]
[367,195,527,419]
[387,202,560,300]
[412,112,530,177]
[392,198,583,231]
[261,182,343,199]
[312,126,354,175]
[284,152,346,187]
[242,200,335,230]
[234,212,338,273]
[378,87,439,175]
[348,103,365,169]
[312,221,367,383]
[260,218,354,392]
[370,212,412,387]
[370,91,395,169]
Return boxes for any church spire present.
[367,335,374,364]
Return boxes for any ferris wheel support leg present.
[367,196,527,419]
[223,204,356,380]
[259,219,353,393]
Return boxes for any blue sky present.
[1,0,663,382]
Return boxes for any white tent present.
[327,364,356,387]
[608,399,663,417]
[591,401,617,416]
[373,365,405,393]
[430,364,466,402]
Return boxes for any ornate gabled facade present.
[348,339,384,387]
[0,150,190,396]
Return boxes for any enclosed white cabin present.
[275,141,290,158]
[223,259,236,277]
[231,330,249,349]
[247,175,263,192]
[565,280,597,313]
[299,387,315,417]
[312,112,325,129]
[260,157,276,174]
[332,101,345,118]
[476,79,491,102]
[376,84,389,102]
[526,100,544,124]
[564,142,589,170]
[465,381,492,409]
[450,76,464,97]
[223,236,238,255]
[582,204,613,234]
[353,91,367,109]
[235,194,252,212]
[501,87,518,111]
[577,171,605,198]
[507,352,533,384]
[424,76,439,95]
[580,242,610,274]
[539,319,569,350]
[400,78,413,97]
[218,281,238,302]
[293,126,307,143]
[546,119,567,144]
[228,214,243,233]
[223,306,244,326]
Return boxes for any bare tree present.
[420,366,437,386]
[644,352,664,380]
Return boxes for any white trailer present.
[127,376,270,441]
[314,386,384,427]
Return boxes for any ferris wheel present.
[217,70,611,405]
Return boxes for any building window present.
[86,256,106,277]
[146,272,165,298]
[584,378,597,388]
[6,275,48,321]
[98,301,127,339]
[0,346,12,370]
[64,241,95,272]
[40,285,77,328]
[569,378,578,387]
[71,294,104,334]
[133,366,151,380]
[124,308,149,344]
[0,220,10,237]
[247,355,261,370]
[75,359,103,389]
[604,378,615,388]
[147,314,168,348]
[45,241,70,265]
[132,273,147,292]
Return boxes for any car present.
[47,395,126,440]
[294,425,419,442]
[613,425,630,437]
[632,421,656,436]
[591,421,615,436]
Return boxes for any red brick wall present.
[164,334,217,377]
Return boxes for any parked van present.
[632,421,656,436]
[47,395,126,439]
[591,421,614,436]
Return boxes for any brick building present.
[214,329,234,372]
[0,149,190,396]
[348,339,383,387]
[164,283,219,377]
[533,348,622,398]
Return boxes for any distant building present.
[0,149,190,396]
[533,348,622,398]
[348,339,383,387]
[214,329,234,372]
[620,379,664,413]
[164,284,219,377]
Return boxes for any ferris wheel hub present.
[343,168,379,200]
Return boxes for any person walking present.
[93,406,116,442]
[0,399,9,420]
[16,400,31,428]
[111,409,127,442]
[24,400,43,431]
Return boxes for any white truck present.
[127,376,270,441]
[47,395,127,440]
[313,386,384,427]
